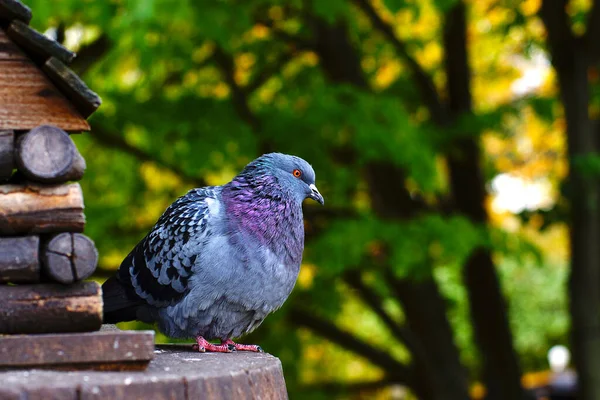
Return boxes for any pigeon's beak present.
[309,184,324,205]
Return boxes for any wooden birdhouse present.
[0,0,154,371]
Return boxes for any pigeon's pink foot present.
[193,336,235,353]
[223,339,263,352]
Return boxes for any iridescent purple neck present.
[222,174,304,264]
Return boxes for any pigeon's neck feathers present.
[221,171,304,263]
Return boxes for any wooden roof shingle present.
[0,0,101,131]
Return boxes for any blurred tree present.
[23,0,583,398]
[539,1,600,399]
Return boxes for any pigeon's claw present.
[194,336,236,353]
[223,339,263,352]
[192,343,205,352]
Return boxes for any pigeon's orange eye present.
[293,169,302,178]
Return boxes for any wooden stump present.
[0,182,85,234]
[0,281,102,334]
[0,330,155,371]
[15,125,85,183]
[0,344,288,399]
[42,233,98,284]
[0,236,39,283]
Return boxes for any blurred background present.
[23,0,600,398]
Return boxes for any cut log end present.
[43,232,98,284]
[16,125,85,183]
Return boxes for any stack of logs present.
[0,125,155,371]
[0,125,103,334]
[0,0,155,372]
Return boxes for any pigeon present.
[102,153,324,352]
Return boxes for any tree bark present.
[0,281,102,334]
[540,2,600,398]
[443,3,525,399]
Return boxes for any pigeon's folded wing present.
[120,187,218,307]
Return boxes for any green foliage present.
[573,153,600,179]
[382,0,406,13]
[527,96,556,122]
[312,0,349,23]
[310,214,482,280]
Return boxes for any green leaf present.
[312,0,348,24]
[383,0,406,13]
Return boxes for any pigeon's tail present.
[101,275,145,324]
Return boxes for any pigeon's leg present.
[193,336,235,353]
[222,339,263,352]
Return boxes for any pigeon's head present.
[245,153,324,205]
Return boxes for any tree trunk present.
[388,275,470,400]
[540,2,600,398]
[308,19,470,400]
[443,3,525,399]
[560,46,600,400]
[365,162,470,400]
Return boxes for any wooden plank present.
[0,236,39,283]
[7,20,75,64]
[43,57,101,119]
[0,130,13,180]
[15,125,86,183]
[0,32,89,131]
[0,347,288,400]
[0,282,102,334]
[0,182,85,234]
[43,233,98,284]
[0,331,155,370]
[20,386,78,400]
[0,374,78,400]
[0,0,32,24]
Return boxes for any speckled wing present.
[119,187,219,307]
